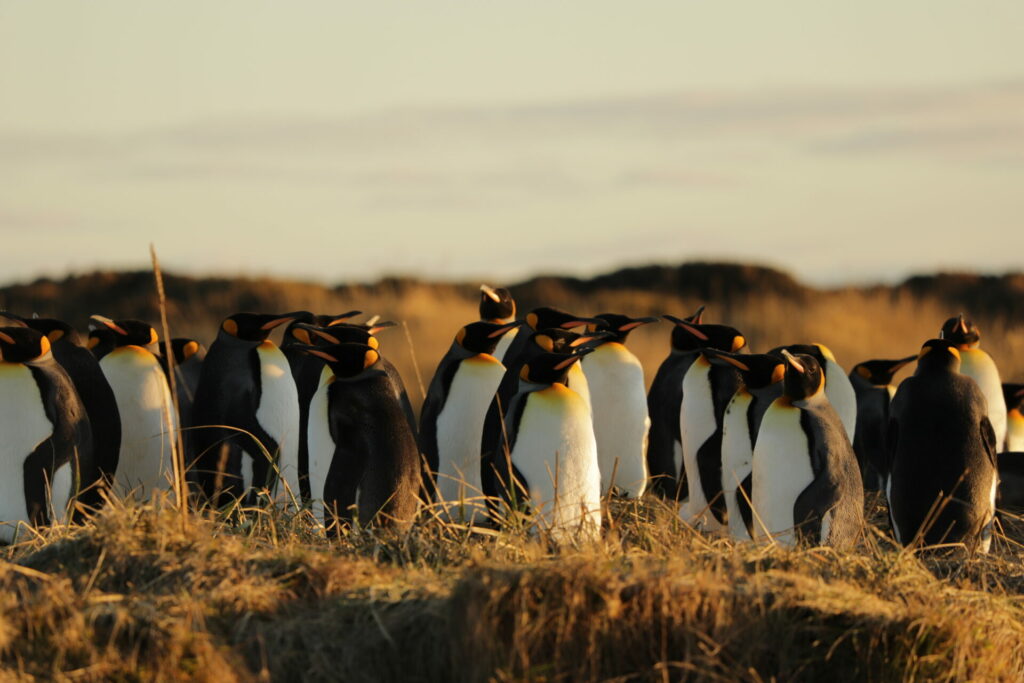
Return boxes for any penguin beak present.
[666,319,709,341]
[296,345,339,363]
[957,314,969,335]
[780,349,806,374]
[554,352,588,370]
[890,355,918,373]
[480,284,501,303]
[619,317,659,332]
[368,321,398,335]
[561,317,601,330]
[296,324,341,345]
[0,330,14,345]
[261,314,302,331]
[687,305,706,325]
[569,331,612,348]
[704,349,750,372]
[488,321,522,338]
[326,311,363,326]
[89,315,128,336]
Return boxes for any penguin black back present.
[848,356,916,490]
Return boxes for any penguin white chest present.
[493,328,518,363]
[306,377,335,523]
[680,357,720,527]
[721,390,754,540]
[101,347,177,497]
[435,355,506,516]
[582,343,649,497]
[0,363,54,542]
[959,350,1006,447]
[824,361,857,443]
[510,385,601,542]
[255,342,301,499]
[565,362,592,414]
[752,401,814,546]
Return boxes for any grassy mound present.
[2,497,1023,681]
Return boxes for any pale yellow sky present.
[1,1,1022,285]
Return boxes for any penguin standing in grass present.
[302,342,420,529]
[479,285,518,362]
[1003,383,1024,452]
[581,313,659,497]
[19,316,120,510]
[0,327,93,540]
[703,350,785,541]
[419,321,520,521]
[769,343,857,443]
[887,339,997,552]
[676,319,747,531]
[752,350,864,547]
[848,356,916,490]
[646,305,705,500]
[940,315,1006,448]
[191,312,303,505]
[493,349,601,543]
[91,316,177,498]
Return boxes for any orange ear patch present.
[183,341,200,359]
[47,329,65,343]
[222,319,239,336]
[526,313,539,330]
[535,335,554,352]
[363,349,379,369]
[149,328,159,345]
[771,364,785,384]
[857,366,872,379]
[38,336,51,358]
[731,336,746,352]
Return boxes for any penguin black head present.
[0,327,52,363]
[455,321,521,355]
[780,350,826,402]
[220,312,306,343]
[89,316,160,348]
[704,350,785,390]
[663,316,746,353]
[588,313,659,344]
[1003,383,1024,412]
[518,348,593,386]
[939,314,981,348]
[852,356,917,386]
[170,338,206,364]
[301,342,381,379]
[282,312,359,346]
[293,322,380,350]
[479,285,516,322]
[663,305,707,351]
[20,317,84,347]
[530,328,609,354]
[524,307,599,332]
[916,338,962,373]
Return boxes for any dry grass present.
[2,495,1024,681]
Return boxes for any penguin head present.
[518,348,593,386]
[1003,383,1024,412]
[0,327,52,363]
[852,356,917,386]
[916,339,962,373]
[479,285,516,322]
[455,321,521,355]
[17,316,84,347]
[939,314,981,349]
[89,316,159,348]
[704,350,785,390]
[768,343,830,368]
[780,350,826,401]
[530,328,610,354]
[663,316,746,353]
[663,305,707,350]
[220,312,305,343]
[587,313,659,344]
[524,307,599,332]
[293,322,381,350]
[300,342,381,379]
[282,311,358,346]
[171,338,206,364]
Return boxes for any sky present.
[1,1,1022,287]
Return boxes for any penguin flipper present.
[980,416,998,471]
[738,472,754,538]
[792,467,842,546]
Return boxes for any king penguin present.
[419,320,520,522]
[675,319,747,531]
[18,316,120,511]
[1003,383,1024,453]
[752,350,864,547]
[887,339,997,551]
[645,305,705,500]
[769,343,857,443]
[703,350,785,541]
[848,356,916,491]
[302,342,421,530]
[581,313,659,497]
[479,285,518,363]
[191,312,303,506]
[940,314,1006,449]
[493,349,601,544]
[91,316,177,498]
[0,327,94,540]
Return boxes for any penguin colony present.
[0,293,1013,552]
